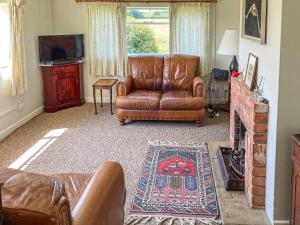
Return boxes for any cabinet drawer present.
[65,65,78,73]
[294,143,300,162]
[52,65,78,75]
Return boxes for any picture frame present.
[241,0,267,44]
[244,53,258,90]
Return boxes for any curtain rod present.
[75,0,217,3]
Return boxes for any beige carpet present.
[0,103,230,221]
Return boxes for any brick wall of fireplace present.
[230,78,269,208]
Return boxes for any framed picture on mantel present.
[245,53,258,91]
[241,0,267,44]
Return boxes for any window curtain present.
[88,2,127,77]
[170,3,214,77]
[8,0,27,96]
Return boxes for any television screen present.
[38,34,84,63]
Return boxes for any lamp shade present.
[217,29,239,56]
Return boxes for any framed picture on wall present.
[245,53,258,90]
[241,0,267,44]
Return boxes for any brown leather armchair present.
[116,54,205,126]
[0,161,125,225]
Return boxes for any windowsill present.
[0,66,8,70]
[0,66,10,80]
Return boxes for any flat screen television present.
[38,34,84,63]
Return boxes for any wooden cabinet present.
[291,134,300,225]
[41,62,85,113]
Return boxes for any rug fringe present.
[148,140,207,148]
[124,215,221,225]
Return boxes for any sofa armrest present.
[71,161,125,225]
[193,76,205,98]
[117,76,133,96]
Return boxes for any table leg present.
[93,86,97,114]
[110,88,113,115]
[100,89,103,107]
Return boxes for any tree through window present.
[126,7,170,54]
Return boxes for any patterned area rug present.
[125,142,220,225]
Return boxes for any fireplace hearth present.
[217,78,269,208]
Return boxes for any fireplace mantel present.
[230,78,269,208]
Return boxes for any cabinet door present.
[292,161,300,225]
[56,73,78,103]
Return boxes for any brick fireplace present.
[230,78,269,208]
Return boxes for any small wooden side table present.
[92,79,118,115]
[209,76,231,112]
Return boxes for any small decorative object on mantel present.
[254,76,265,102]
[231,71,241,78]
[245,53,258,91]
[238,66,247,81]
[241,0,267,44]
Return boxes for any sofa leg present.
[119,119,126,126]
[196,121,202,127]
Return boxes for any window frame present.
[126,7,170,25]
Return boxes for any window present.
[126,7,169,54]
[0,2,10,70]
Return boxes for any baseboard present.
[0,107,18,119]
[273,220,289,225]
[85,96,116,103]
[0,106,44,141]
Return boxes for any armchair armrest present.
[71,161,125,225]
[193,76,205,98]
[117,76,133,96]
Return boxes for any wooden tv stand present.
[40,61,85,113]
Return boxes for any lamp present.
[217,29,239,73]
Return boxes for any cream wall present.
[215,0,240,69]
[51,0,241,102]
[0,0,52,140]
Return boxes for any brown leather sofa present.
[116,54,205,126]
[0,161,125,225]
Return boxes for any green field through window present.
[126,8,170,54]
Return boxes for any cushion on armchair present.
[0,167,70,225]
[0,162,126,225]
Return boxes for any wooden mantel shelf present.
[231,78,269,114]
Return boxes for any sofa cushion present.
[0,167,70,225]
[163,54,199,92]
[116,90,162,110]
[160,91,204,110]
[128,55,164,91]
